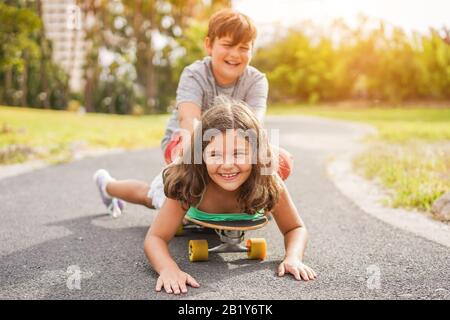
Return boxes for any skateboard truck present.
[208,230,247,254]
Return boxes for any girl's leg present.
[106,180,154,209]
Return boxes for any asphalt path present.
[1,116,449,300]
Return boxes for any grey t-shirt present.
[161,56,269,150]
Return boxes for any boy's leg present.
[277,147,294,181]
[93,169,154,218]
[106,180,153,208]
[270,145,294,181]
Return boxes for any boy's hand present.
[164,134,183,164]
[156,266,200,294]
[278,256,317,281]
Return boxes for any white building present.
[41,0,86,92]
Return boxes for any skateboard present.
[177,215,269,262]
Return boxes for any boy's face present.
[205,35,253,86]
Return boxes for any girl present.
[93,97,316,295]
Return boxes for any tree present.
[252,16,450,104]
[0,2,40,105]
[78,0,230,114]
[0,1,69,109]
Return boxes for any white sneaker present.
[93,169,125,218]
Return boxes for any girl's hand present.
[278,256,317,281]
[156,266,200,294]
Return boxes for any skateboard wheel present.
[246,238,267,260]
[189,240,209,262]
[175,224,184,236]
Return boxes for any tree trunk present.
[84,67,96,112]
[4,68,12,105]
[133,0,157,114]
[81,0,99,112]
[145,49,157,113]
[36,0,50,108]
[21,50,28,107]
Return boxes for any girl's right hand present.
[156,267,200,294]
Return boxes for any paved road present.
[1,116,449,300]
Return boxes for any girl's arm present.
[271,181,317,281]
[144,198,200,294]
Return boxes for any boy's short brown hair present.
[207,9,257,46]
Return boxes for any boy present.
[93,8,293,217]
[162,9,292,179]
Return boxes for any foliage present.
[0,2,40,71]
[0,1,69,109]
[1,3,449,112]
[253,18,450,104]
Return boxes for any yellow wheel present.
[246,238,267,260]
[175,224,184,236]
[189,240,209,262]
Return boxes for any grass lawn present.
[268,104,450,142]
[0,106,168,164]
[269,104,450,213]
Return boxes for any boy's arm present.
[172,102,201,160]
[244,75,269,123]
[171,68,203,160]
[178,102,201,134]
[176,68,203,134]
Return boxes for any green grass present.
[353,142,450,212]
[0,106,168,164]
[269,104,450,213]
[268,104,450,143]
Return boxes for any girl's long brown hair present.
[163,96,282,214]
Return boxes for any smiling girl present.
[93,96,316,295]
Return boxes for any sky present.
[233,0,449,38]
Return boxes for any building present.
[40,0,86,92]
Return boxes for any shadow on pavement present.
[0,213,278,299]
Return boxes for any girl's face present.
[203,130,253,193]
